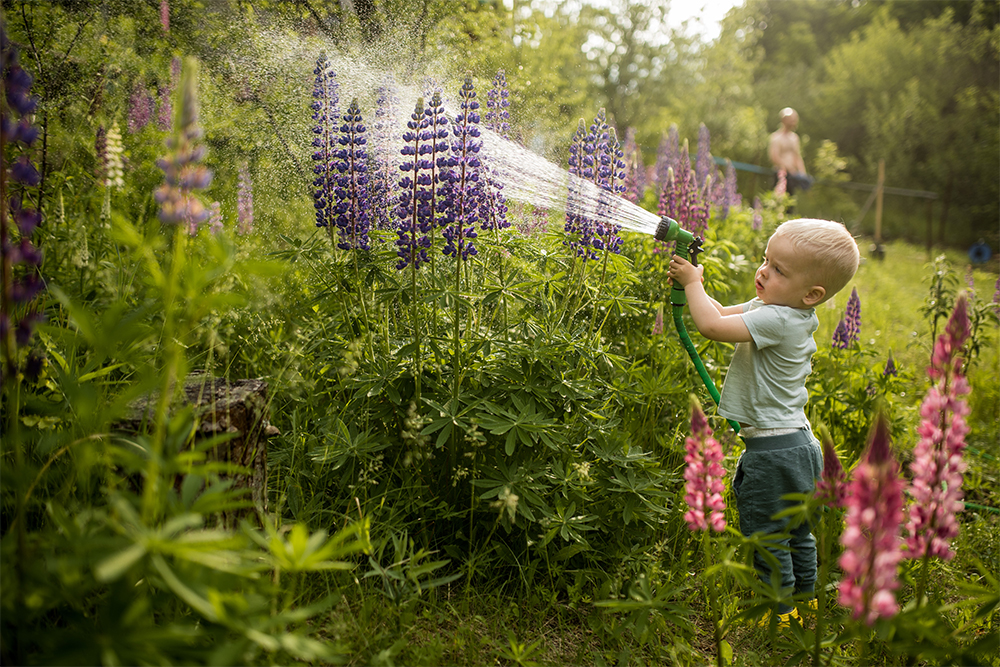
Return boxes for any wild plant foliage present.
[1,12,997,666]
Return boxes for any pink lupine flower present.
[683,400,727,533]
[652,305,664,336]
[160,0,170,33]
[905,295,970,562]
[815,434,846,508]
[752,196,762,231]
[774,169,787,197]
[838,412,905,625]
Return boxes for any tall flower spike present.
[371,79,400,231]
[845,287,861,344]
[310,53,340,236]
[695,123,713,190]
[1,29,45,379]
[883,351,897,377]
[481,70,509,232]
[752,196,763,231]
[152,58,213,229]
[815,430,846,507]
[564,119,594,258]
[128,82,154,134]
[683,397,727,533]
[838,411,905,625]
[423,91,451,232]
[332,99,372,251]
[442,74,483,260]
[593,125,625,254]
[105,121,125,189]
[905,295,971,562]
[832,318,850,349]
[160,0,170,32]
[394,98,432,270]
[236,162,254,235]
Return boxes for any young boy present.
[667,218,860,624]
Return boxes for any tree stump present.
[117,373,277,525]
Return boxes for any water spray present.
[654,216,741,434]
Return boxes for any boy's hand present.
[667,254,703,287]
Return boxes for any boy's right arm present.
[668,256,752,343]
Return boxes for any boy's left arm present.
[668,256,752,343]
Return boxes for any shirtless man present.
[768,108,810,194]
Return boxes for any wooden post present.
[117,374,276,526]
[874,159,885,243]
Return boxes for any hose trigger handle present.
[688,237,704,267]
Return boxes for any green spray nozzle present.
[654,216,703,266]
[655,217,704,306]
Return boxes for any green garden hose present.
[655,217,742,434]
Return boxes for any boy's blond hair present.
[772,218,859,303]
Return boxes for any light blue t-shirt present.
[718,298,818,429]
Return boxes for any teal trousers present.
[733,428,823,613]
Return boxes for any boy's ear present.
[802,285,826,307]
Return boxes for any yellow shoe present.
[757,607,800,629]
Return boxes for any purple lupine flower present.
[441,75,483,260]
[683,399,727,533]
[884,352,897,377]
[519,206,548,236]
[332,98,372,251]
[593,125,625,254]
[394,98,433,271]
[423,91,452,232]
[153,58,213,228]
[311,54,340,235]
[564,119,594,258]
[752,196,763,231]
[815,433,846,508]
[481,70,510,232]
[1,29,45,378]
[715,159,739,220]
[652,305,664,335]
[370,79,400,231]
[844,287,861,344]
[236,162,254,235]
[658,137,709,238]
[207,201,223,235]
[695,123,713,190]
[484,69,510,140]
[832,318,850,349]
[838,411,905,625]
[160,0,170,32]
[157,57,180,131]
[905,296,971,562]
[128,82,154,133]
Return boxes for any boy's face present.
[755,235,824,309]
